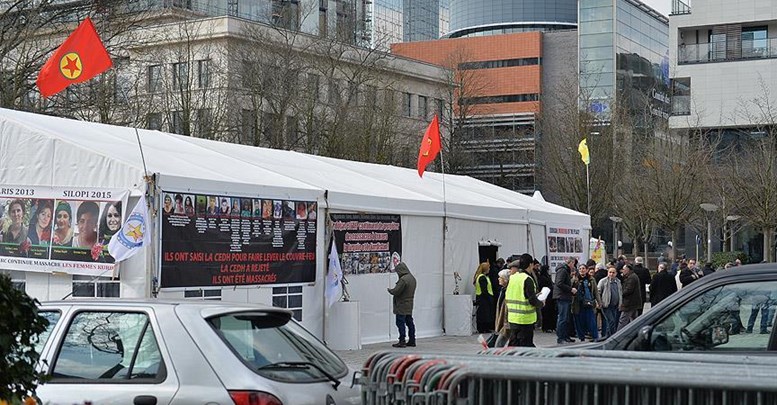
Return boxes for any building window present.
[403,92,412,117]
[307,73,320,101]
[72,275,120,298]
[418,95,428,119]
[271,0,300,30]
[741,26,768,58]
[458,57,540,70]
[436,98,446,120]
[171,110,185,134]
[328,78,342,105]
[671,77,691,116]
[147,113,162,130]
[172,62,189,88]
[241,109,257,142]
[286,115,299,146]
[460,94,539,105]
[272,285,303,321]
[365,85,377,107]
[172,0,192,9]
[147,64,161,92]
[184,289,222,300]
[197,59,210,88]
[196,108,213,138]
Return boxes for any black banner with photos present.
[0,186,128,276]
[160,191,318,288]
[331,213,402,275]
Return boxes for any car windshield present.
[208,312,347,383]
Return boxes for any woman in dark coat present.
[473,262,495,333]
[538,265,556,332]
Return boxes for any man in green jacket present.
[387,262,417,347]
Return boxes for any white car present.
[35,299,360,405]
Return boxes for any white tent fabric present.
[0,108,590,343]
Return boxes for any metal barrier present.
[361,349,777,405]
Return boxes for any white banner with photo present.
[546,224,587,271]
[0,185,128,276]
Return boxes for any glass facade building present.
[132,0,450,49]
[579,0,670,124]
[447,0,577,38]
[372,0,449,47]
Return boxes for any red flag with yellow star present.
[36,17,112,98]
[417,114,441,177]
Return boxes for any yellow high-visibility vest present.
[475,273,493,296]
[506,272,537,325]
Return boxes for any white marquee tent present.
[0,108,590,345]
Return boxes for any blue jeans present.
[556,299,571,342]
[574,307,599,341]
[602,306,620,339]
[747,303,772,333]
[396,314,415,342]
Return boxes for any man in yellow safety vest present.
[506,254,544,346]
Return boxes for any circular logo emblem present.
[59,52,83,80]
[116,212,146,249]
[391,252,401,271]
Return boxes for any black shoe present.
[565,338,575,343]
[557,339,565,344]
[760,330,769,334]
[392,341,407,348]
[406,341,416,347]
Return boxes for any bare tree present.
[537,74,618,225]
[721,83,777,261]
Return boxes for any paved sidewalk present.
[334,330,565,370]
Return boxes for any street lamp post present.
[700,203,719,264]
[726,215,741,252]
[609,216,622,260]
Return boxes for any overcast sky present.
[641,0,671,17]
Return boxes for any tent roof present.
[0,108,589,227]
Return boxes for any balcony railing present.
[671,0,691,15]
[678,38,777,64]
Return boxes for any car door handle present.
[134,395,157,405]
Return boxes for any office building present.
[579,0,670,128]
[669,0,776,130]
[447,0,577,38]
[393,31,579,193]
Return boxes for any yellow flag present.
[578,138,590,165]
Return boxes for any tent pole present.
[439,127,447,334]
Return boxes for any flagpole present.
[586,164,591,215]
[134,127,149,178]
[438,119,448,335]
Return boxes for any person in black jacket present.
[553,257,578,344]
[538,264,556,332]
[649,262,677,307]
[632,257,651,315]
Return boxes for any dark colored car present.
[579,264,776,353]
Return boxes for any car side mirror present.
[710,325,729,346]
[636,325,653,351]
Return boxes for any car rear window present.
[36,310,61,355]
[208,312,347,383]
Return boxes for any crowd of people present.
[474,253,749,347]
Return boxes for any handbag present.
[583,299,594,308]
